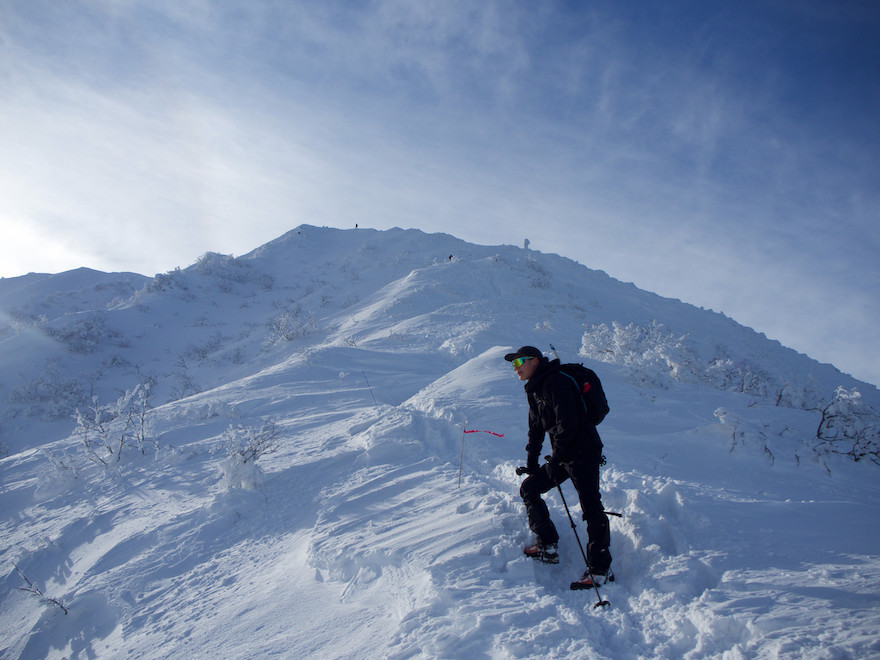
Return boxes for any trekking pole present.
[554,483,589,566]
[555,484,609,609]
[548,464,610,609]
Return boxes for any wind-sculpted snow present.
[1,226,879,658]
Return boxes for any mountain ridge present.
[1,225,875,458]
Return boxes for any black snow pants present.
[519,451,611,572]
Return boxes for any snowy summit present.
[1,226,879,658]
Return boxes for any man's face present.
[513,356,539,381]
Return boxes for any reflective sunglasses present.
[511,356,535,368]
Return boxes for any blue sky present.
[1,0,878,386]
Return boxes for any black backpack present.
[557,362,610,426]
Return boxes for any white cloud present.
[0,1,877,386]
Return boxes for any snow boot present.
[523,541,559,564]
[570,567,614,590]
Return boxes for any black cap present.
[504,346,543,362]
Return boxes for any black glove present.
[545,454,565,467]
[515,465,536,476]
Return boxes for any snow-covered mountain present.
[2,226,878,658]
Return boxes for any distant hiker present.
[506,346,612,586]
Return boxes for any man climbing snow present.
[505,345,613,588]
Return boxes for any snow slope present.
[1,226,879,658]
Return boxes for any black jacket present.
[524,358,602,469]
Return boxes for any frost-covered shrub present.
[219,421,280,490]
[8,364,89,420]
[193,252,275,291]
[170,356,201,400]
[40,447,80,492]
[526,258,551,289]
[183,332,226,362]
[7,311,48,334]
[224,346,245,364]
[46,313,118,354]
[581,321,692,389]
[714,407,778,464]
[704,352,777,399]
[74,382,156,466]
[773,380,820,411]
[194,252,238,279]
[581,321,818,406]
[264,306,318,346]
[146,267,187,293]
[814,387,880,465]
[14,566,68,615]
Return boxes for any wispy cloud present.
[0,1,878,385]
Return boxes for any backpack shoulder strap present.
[557,369,590,417]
